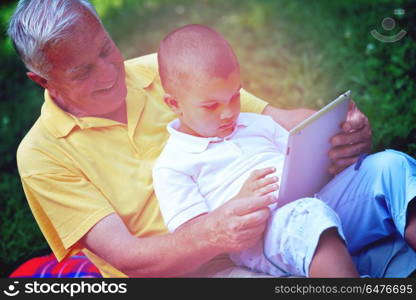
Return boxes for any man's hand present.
[201,193,277,253]
[195,167,278,254]
[263,101,372,176]
[328,101,372,175]
[233,167,279,199]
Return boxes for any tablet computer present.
[277,90,351,207]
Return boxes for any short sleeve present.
[21,170,115,261]
[240,88,269,114]
[152,166,209,232]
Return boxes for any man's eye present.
[100,44,112,57]
[100,48,110,57]
[203,103,219,110]
[73,70,90,81]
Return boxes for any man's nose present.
[96,59,117,84]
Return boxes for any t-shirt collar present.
[166,114,249,153]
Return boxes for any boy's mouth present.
[219,121,235,130]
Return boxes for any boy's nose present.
[220,107,233,120]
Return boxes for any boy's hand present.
[234,167,279,199]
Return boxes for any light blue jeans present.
[317,149,416,277]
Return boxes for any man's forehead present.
[45,20,108,72]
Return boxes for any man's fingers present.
[329,141,370,161]
[341,100,368,133]
[233,195,277,216]
[327,102,372,175]
[329,156,359,175]
[331,121,372,147]
[328,140,371,175]
[230,228,266,251]
[237,208,271,230]
[331,127,364,147]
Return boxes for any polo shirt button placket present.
[127,135,141,159]
[224,138,243,156]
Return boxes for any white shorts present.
[229,197,345,277]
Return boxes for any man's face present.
[44,12,126,117]
[175,70,241,138]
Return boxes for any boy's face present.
[171,70,241,138]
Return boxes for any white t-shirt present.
[153,112,289,232]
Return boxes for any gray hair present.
[7,0,101,78]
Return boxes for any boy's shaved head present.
[158,24,240,96]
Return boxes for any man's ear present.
[27,72,48,89]
[163,94,182,115]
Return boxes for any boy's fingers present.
[254,176,279,191]
[249,167,276,180]
[257,183,279,196]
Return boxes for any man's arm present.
[81,194,276,277]
[263,101,372,174]
[262,105,315,131]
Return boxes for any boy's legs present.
[309,227,358,277]
[317,149,416,277]
[231,197,358,277]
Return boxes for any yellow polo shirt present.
[16,53,268,277]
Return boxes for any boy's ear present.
[163,94,182,115]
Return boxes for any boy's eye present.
[203,103,219,110]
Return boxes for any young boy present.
[152,24,359,277]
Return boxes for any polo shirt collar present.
[41,91,79,138]
[40,61,156,139]
[166,114,250,153]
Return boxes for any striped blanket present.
[9,252,102,278]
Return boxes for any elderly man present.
[8,0,416,278]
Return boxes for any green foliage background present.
[1,0,415,276]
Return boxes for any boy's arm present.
[152,165,210,232]
[175,166,280,232]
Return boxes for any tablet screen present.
[277,91,351,207]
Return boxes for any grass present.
[97,0,415,150]
[1,0,415,277]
